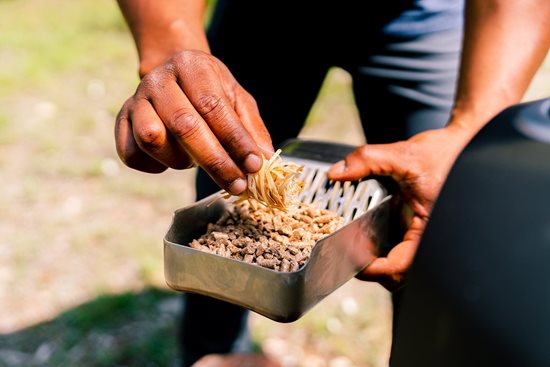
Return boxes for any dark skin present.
[191,353,281,367]
[115,0,550,291]
[330,0,550,289]
[115,1,549,365]
[115,1,273,195]
[115,49,273,194]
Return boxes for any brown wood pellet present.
[188,201,345,272]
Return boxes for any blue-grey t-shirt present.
[381,0,465,37]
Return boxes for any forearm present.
[449,0,550,139]
[117,0,210,77]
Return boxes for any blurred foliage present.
[0,288,181,367]
[0,0,138,97]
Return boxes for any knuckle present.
[240,88,258,109]
[195,93,224,117]
[139,70,165,92]
[170,108,202,140]
[172,49,195,65]
[162,61,176,75]
[222,125,248,152]
[204,156,233,182]
[172,49,211,70]
[136,124,164,151]
[116,99,132,121]
[117,96,140,123]
[356,146,370,160]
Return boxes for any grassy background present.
[0,0,548,366]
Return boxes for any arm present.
[449,0,550,140]
[114,0,273,194]
[328,0,550,290]
[116,0,209,77]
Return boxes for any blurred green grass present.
[0,1,548,366]
[0,0,135,96]
[0,288,181,367]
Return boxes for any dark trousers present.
[180,2,463,365]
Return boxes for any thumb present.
[327,143,406,182]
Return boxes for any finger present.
[355,241,415,291]
[233,86,274,157]
[356,216,425,287]
[130,98,193,169]
[194,353,280,367]
[359,239,418,278]
[192,355,225,367]
[145,78,247,194]
[115,105,167,173]
[326,143,407,181]
[173,55,265,172]
[215,60,274,156]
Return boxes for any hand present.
[327,126,470,291]
[115,49,274,195]
[192,353,282,367]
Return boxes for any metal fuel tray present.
[164,139,400,322]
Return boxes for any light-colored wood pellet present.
[187,201,344,272]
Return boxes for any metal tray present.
[164,139,400,322]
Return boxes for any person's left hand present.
[327,126,471,291]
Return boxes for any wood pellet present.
[188,201,345,272]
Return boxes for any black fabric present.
[179,293,251,366]
[391,98,550,367]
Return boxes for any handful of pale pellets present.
[188,201,345,272]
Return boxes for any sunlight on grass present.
[1,0,548,366]
[0,0,135,96]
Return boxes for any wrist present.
[432,119,479,160]
[446,102,503,141]
[137,20,210,77]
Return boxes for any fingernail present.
[228,178,247,195]
[243,153,262,173]
[328,160,346,176]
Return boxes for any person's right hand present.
[192,353,282,367]
[115,49,274,195]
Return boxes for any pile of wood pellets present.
[188,201,345,272]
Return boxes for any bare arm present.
[328,0,550,290]
[114,0,273,194]
[449,0,550,138]
[117,0,209,76]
